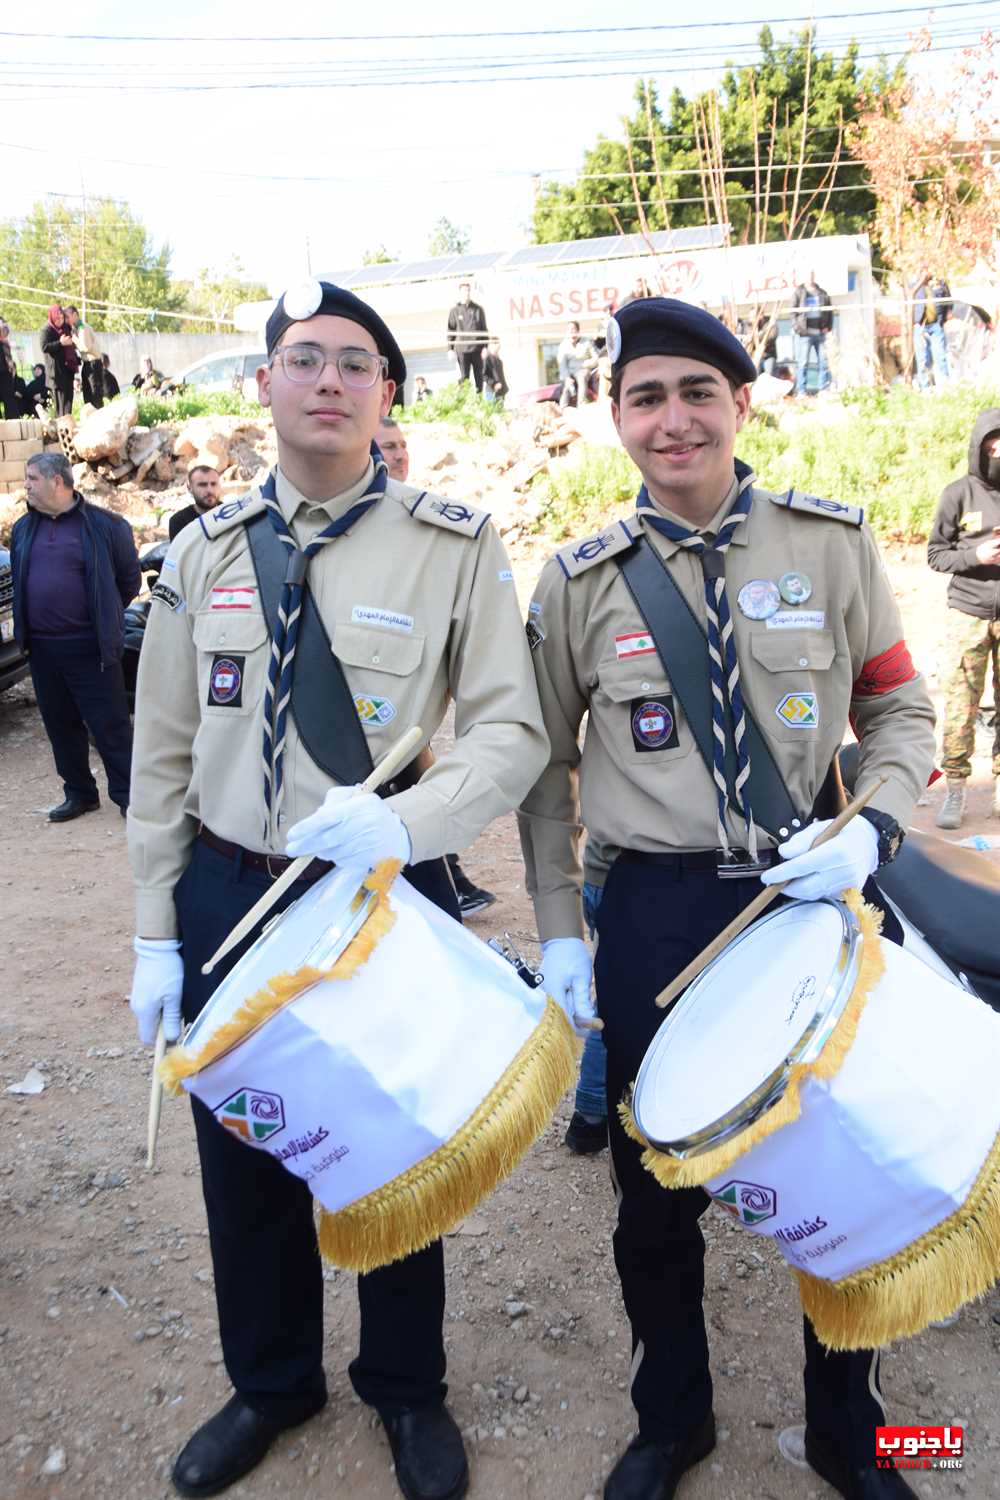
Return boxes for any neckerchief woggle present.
[636,460,759,861]
[260,444,387,840]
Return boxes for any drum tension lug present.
[488,933,544,989]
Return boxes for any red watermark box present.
[876,1426,964,1470]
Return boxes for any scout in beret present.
[519,292,934,1498]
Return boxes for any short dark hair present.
[187,464,219,481]
[26,451,73,488]
[65,304,79,314]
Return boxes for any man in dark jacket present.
[912,271,951,390]
[482,337,508,404]
[928,406,1000,827]
[11,451,141,821]
[791,272,833,395]
[445,282,488,390]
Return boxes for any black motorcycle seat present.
[877,828,1000,973]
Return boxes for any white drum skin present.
[633,901,1000,1282]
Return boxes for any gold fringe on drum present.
[159,860,402,1094]
[317,996,578,1273]
[620,893,886,1191]
[796,1125,1000,1350]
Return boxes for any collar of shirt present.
[636,474,743,557]
[274,460,376,538]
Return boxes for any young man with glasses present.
[127,280,548,1500]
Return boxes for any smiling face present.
[257,313,394,477]
[612,354,750,521]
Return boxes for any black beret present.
[266,279,406,386]
[608,297,756,387]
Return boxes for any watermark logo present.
[214,1087,286,1144]
[876,1426,963,1471]
[709,1179,777,1226]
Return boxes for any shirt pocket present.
[590,658,693,763]
[748,629,836,739]
[193,610,269,717]
[332,623,426,737]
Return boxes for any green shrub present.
[530,444,640,539]
[404,381,497,438]
[137,390,262,426]
[530,384,1000,541]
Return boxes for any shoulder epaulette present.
[404,489,491,540]
[554,518,639,579]
[197,488,267,540]
[770,488,864,528]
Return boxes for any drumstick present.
[145,1020,167,1169]
[200,725,425,977]
[654,776,888,1010]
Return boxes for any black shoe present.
[118,803,128,819]
[565,1110,608,1155]
[457,885,496,917]
[48,796,100,823]
[805,1428,919,1498]
[380,1404,469,1500]
[171,1393,322,1497]
[604,1413,716,1499]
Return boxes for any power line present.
[0,0,992,42]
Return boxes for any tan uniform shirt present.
[518,480,936,941]
[129,464,548,938]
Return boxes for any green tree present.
[533,30,900,245]
[172,256,269,330]
[0,197,181,330]
[361,245,397,265]
[427,217,470,257]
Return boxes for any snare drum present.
[629,895,1000,1349]
[161,860,576,1273]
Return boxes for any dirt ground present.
[2,545,999,1500]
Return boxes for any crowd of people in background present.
[0,305,121,420]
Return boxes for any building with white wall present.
[236,228,877,402]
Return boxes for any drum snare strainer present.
[628,894,1000,1350]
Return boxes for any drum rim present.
[633,898,863,1159]
[183,875,379,1052]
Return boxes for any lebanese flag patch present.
[615,630,657,660]
[853,639,917,697]
[210,587,256,611]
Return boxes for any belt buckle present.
[265,854,285,881]
[715,849,773,880]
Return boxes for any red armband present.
[853,640,917,698]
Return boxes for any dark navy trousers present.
[594,853,902,1459]
[29,635,133,807]
[175,839,460,1422]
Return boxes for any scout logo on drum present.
[775,691,819,729]
[208,655,244,707]
[630,696,679,752]
[354,694,397,728]
[214,1088,286,1143]
[709,1180,777,1226]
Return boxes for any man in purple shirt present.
[10,452,141,822]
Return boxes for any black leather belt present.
[619,847,779,874]
[198,825,332,883]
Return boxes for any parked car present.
[174,347,266,403]
[0,545,30,693]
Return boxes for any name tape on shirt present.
[210,586,256,611]
[498,569,514,583]
[766,610,826,631]
[615,630,657,661]
[351,605,414,634]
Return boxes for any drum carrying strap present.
[246,509,375,790]
[615,536,802,840]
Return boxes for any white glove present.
[541,937,597,1036]
[284,787,411,873]
[130,937,184,1046]
[760,817,879,902]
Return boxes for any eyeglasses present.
[270,344,388,389]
